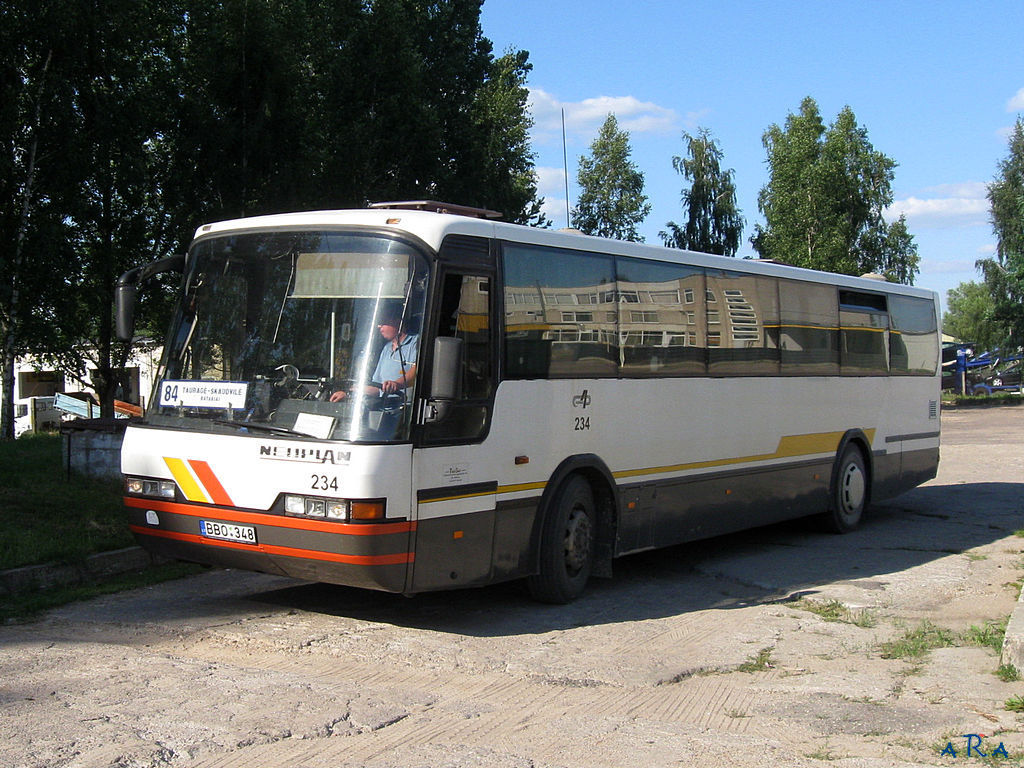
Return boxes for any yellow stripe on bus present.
[163,457,211,504]
[612,429,875,480]
[495,429,875,497]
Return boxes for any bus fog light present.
[305,499,326,517]
[284,495,305,516]
[326,501,349,520]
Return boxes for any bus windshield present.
[148,230,429,442]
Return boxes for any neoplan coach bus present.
[116,201,940,603]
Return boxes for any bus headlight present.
[126,477,176,499]
[325,500,348,520]
[282,495,384,522]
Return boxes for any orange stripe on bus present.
[188,460,234,506]
[130,525,414,566]
[124,496,415,536]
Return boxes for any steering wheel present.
[380,393,406,412]
[272,364,306,399]
[274,364,299,387]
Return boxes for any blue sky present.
[479,0,1024,312]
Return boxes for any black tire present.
[820,444,868,534]
[527,475,596,604]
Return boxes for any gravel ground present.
[2,406,1023,767]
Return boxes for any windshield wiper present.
[214,419,302,436]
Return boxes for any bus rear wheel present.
[821,444,868,534]
[528,475,595,604]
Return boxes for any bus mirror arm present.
[115,254,186,342]
[425,336,463,423]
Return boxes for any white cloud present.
[917,181,989,199]
[1008,87,1024,111]
[535,165,566,196]
[529,88,679,142]
[886,183,989,229]
[920,258,981,275]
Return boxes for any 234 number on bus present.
[574,416,591,431]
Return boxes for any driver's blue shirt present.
[373,333,418,392]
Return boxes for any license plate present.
[200,520,257,544]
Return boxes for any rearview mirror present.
[425,336,462,422]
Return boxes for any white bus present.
[117,202,940,603]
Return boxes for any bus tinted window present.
[778,280,839,375]
[706,270,780,376]
[840,306,889,375]
[617,257,705,377]
[889,295,939,375]
[503,243,616,378]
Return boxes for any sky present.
[479,0,1024,312]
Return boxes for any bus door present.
[409,238,499,592]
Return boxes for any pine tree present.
[572,114,650,241]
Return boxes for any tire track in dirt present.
[156,630,768,767]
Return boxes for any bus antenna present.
[562,108,571,227]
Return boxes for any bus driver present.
[330,309,417,402]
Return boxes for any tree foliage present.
[943,281,997,349]
[660,127,743,255]
[0,0,546,438]
[977,119,1024,350]
[571,114,650,241]
[752,97,919,283]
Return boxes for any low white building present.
[12,343,162,436]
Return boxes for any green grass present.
[1,561,205,623]
[879,618,1011,669]
[879,621,957,660]
[736,647,774,673]
[942,392,1024,407]
[0,434,133,570]
[1006,695,1024,713]
[788,597,877,628]
[997,664,1021,682]
[963,618,1009,655]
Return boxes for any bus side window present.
[423,272,494,442]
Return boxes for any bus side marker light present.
[514,455,529,465]
[453,530,464,539]
[351,501,386,521]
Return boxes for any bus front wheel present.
[821,444,868,534]
[528,475,595,604]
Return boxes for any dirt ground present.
[2,406,1024,767]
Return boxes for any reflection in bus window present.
[840,296,889,375]
[503,244,615,378]
[706,270,780,376]
[889,295,939,375]
[617,257,705,377]
[779,280,839,375]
